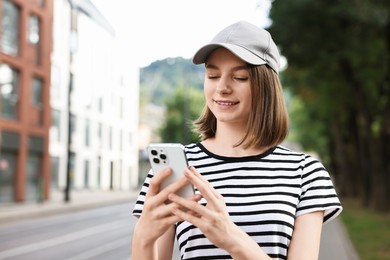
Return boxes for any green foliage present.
[269,0,390,209]
[159,86,204,144]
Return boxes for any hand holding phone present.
[147,143,195,199]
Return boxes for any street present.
[0,203,136,260]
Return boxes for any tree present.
[269,0,390,211]
[159,86,204,144]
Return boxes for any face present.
[204,47,252,127]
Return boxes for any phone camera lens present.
[151,149,158,156]
[153,158,160,164]
[160,153,167,160]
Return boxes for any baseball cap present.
[192,21,280,74]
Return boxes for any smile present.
[214,100,239,106]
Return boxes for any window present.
[0,151,16,203]
[30,77,43,125]
[50,156,59,189]
[26,153,42,202]
[97,122,102,148]
[84,160,89,188]
[85,119,90,147]
[28,14,40,65]
[31,77,43,106]
[97,156,101,188]
[51,109,61,141]
[0,64,19,120]
[28,15,40,44]
[98,97,103,113]
[1,0,19,56]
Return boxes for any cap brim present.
[192,43,267,66]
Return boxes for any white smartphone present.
[147,143,195,199]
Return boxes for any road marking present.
[0,219,128,259]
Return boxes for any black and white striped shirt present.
[133,143,342,259]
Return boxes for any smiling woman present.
[132,20,342,260]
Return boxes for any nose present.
[216,76,232,94]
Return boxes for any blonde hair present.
[193,64,289,149]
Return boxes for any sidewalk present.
[0,189,139,224]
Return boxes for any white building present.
[50,0,139,191]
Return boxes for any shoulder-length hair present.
[193,64,289,149]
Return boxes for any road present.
[0,203,137,260]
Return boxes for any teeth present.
[216,101,237,105]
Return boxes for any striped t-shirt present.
[132,143,342,260]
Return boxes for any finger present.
[168,193,212,219]
[185,167,223,202]
[146,168,172,197]
[171,205,205,228]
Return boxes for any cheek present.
[203,84,213,101]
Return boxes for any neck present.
[202,122,268,157]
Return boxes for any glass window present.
[69,152,75,188]
[0,151,16,203]
[28,15,40,45]
[85,119,90,147]
[50,156,59,189]
[0,64,19,120]
[30,77,43,125]
[97,156,101,188]
[28,14,40,65]
[32,77,43,107]
[84,160,89,188]
[26,153,42,202]
[98,97,103,113]
[51,109,61,141]
[1,0,19,56]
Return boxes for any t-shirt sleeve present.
[132,169,153,217]
[296,155,342,224]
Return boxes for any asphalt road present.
[0,203,136,260]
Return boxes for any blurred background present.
[0,0,389,259]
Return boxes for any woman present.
[132,21,342,260]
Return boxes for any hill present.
[140,57,205,106]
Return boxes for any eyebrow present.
[205,63,248,72]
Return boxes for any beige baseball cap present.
[192,21,280,74]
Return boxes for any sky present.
[92,0,272,68]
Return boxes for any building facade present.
[0,0,52,203]
[0,0,140,203]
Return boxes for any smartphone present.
[147,143,195,199]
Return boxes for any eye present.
[234,76,248,81]
[208,74,220,80]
